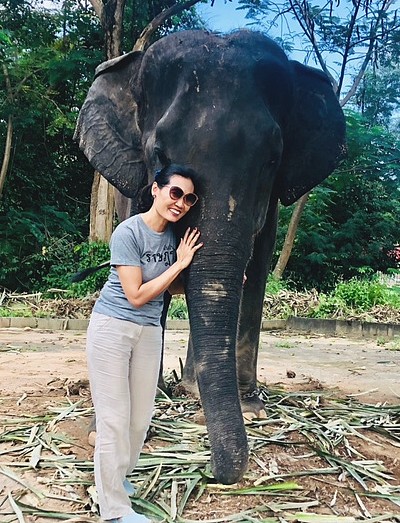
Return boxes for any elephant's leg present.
[237,199,279,418]
[181,334,199,396]
[157,292,172,393]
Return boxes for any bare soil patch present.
[0,327,399,522]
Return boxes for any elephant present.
[74,29,346,485]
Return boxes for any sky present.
[196,1,342,78]
[196,0,315,69]
[196,1,307,63]
[196,1,252,33]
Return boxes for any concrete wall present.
[0,316,399,338]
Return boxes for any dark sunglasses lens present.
[184,193,198,206]
[169,187,184,200]
[169,186,198,206]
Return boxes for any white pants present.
[86,312,162,520]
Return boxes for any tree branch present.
[289,0,337,89]
[0,65,14,199]
[336,0,361,97]
[340,0,395,106]
[88,0,103,20]
[133,0,203,51]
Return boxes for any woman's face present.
[152,174,197,223]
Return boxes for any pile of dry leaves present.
[0,287,399,324]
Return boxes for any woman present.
[86,164,202,523]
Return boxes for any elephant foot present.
[180,377,200,398]
[240,389,266,422]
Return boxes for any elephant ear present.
[277,61,346,206]
[74,51,146,198]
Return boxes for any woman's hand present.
[117,228,202,308]
[176,227,203,269]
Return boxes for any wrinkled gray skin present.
[75,30,346,484]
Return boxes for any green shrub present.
[66,242,110,297]
[168,296,188,319]
[0,207,83,292]
[334,278,400,310]
[27,238,110,298]
[308,294,349,318]
[265,275,290,295]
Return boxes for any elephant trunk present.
[185,245,249,484]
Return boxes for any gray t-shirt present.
[93,214,177,326]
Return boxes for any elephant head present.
[75,30,346,484]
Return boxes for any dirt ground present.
[1,326,400,522]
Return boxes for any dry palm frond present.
[1,384,400,522]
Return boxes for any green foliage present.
[356,69,400,129]
[276,111,400,290]
[334,279,400,311]
[275,341,295,349]
[0,207,82,291]
[0,0,103,292]
[67,242,110,297]
[308,278,400,319]
[310,294,348,319]
[168,295,188,319]
[0,217,110,297]
[264,277,399,322]
[387,337,400,351]
[38,239,110,297]
[0,304,33,317]
[265,274,289,294]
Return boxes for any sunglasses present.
[165,185,198,207]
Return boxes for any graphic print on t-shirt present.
[142,244,176,267]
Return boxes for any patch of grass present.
[376,337,389,346]
[387,336,400,351]
[0,305,32,317]
[275,341,295,349]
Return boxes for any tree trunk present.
[0,114,13,199]
[89,171,115,242]
[272,192,310,279]
[1,64,14,200]
[271,1,395,278]
[88,0,126,241]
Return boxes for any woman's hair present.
[138,163,198,213]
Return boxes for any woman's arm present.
[117,228,202,308]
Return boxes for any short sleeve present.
[109,222,141,267]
